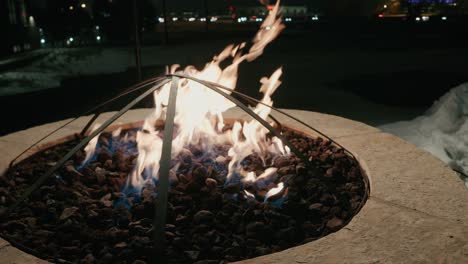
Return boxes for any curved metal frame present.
[3,74,360,258]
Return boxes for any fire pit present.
[0,116,368,263]
[1,109,467,263]
[1,1,467,263]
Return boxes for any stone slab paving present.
[0,109,466,263]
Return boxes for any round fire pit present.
[0,109,467,264]
[0,107,369,263]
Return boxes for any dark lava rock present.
[193,210,215,224]
[223,182,241,194]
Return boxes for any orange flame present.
[124,1,288,201]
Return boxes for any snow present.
[380,83,468,188]
[0,43,225,96]
[0,48,134,95]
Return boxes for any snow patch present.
[380,83,468,188]
[0,48,133,95]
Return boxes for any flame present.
[244,171,257,183]
[122,1,289,203]
[255,167,278,183]
[264,182,284,202]
[81,123,102,166]
[244,190,255,199]
[112,127,122,138]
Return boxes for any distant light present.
[210,16,218,22]
[237,17,247,23]
[378,14,384,18]
[95,25,100,30]
[69,6,74,11]
[96,36,101,41]
[189,17,195,22]
[29,16,36,27]
[172,17,178,21]
[312,15,319,21]
[383,5,388,8]
[285,17,292,22]
[256,18,263,22]
[422,16,429,22]
[158,17,164,23]
[415,17,421,21]
[69,37,74,42]
[442,16,447,21]
[81,3,86,8]
[40,38,45,44]
[200,17,206,22]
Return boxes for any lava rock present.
[326,217,344,231]
[205,178,218,189]
[59,207,79,221]
[193,210,214,224]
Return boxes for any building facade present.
[1,0,37,57]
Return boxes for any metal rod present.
[80,112,101,136]
[8,76,167,168]
[171,74,317,173]
[153,77,179,260]
[5,78,171,215]
[242,94,283,130]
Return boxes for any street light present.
[81,3,86,9]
